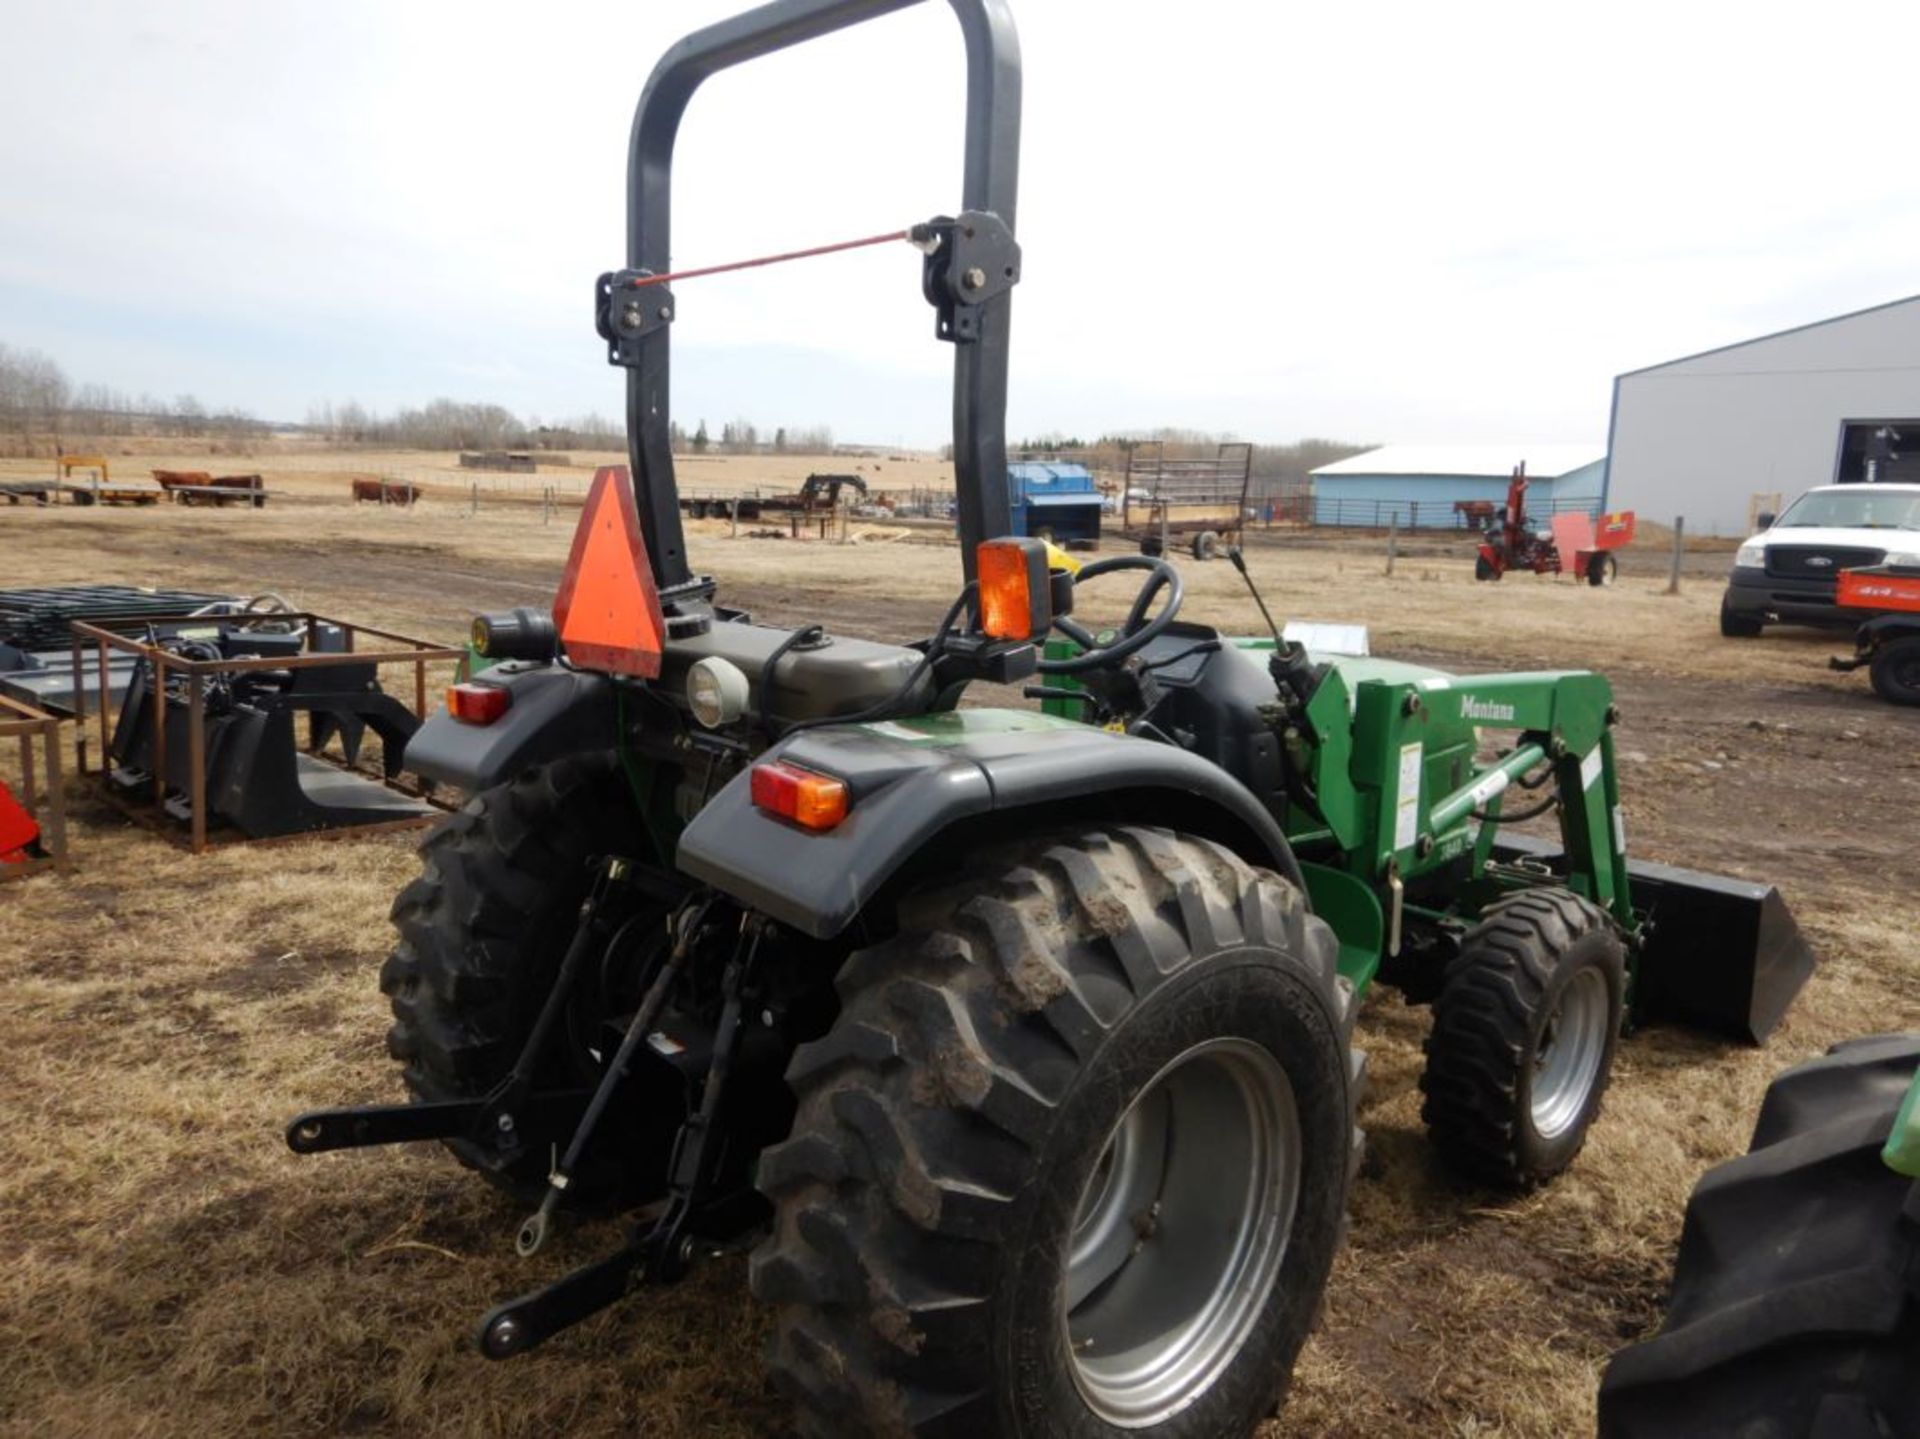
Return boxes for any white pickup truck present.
[1720,483,1920,636]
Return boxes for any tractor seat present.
[658,617,932,725]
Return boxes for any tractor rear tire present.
[1598,1035,1920,1438]
[1719,596,1765,638]
[1587,552,1619,587]
[380,753,666,1202]
[1475,554,1500,582]
[1869,635,1920,705]
[1420,888,1624,1189]
[750,826,1363,1438]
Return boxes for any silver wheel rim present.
[1532,966,1608,1139]
[1062,1038,1300,1428]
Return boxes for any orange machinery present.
[1473,464,1635,586]
[1830,564,1920,705]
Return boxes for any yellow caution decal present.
[1043,540,1083,575]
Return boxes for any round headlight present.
[687,656,750,729]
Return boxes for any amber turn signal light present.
[446,681,511,725]
[976,537,1051,641]
[750,759,849,831]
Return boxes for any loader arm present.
[1296,662,1632,930]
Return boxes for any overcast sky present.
[4,0,1918,450]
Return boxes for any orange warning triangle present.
[552,465,666,679]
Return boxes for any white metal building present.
[1605,295,1920,535]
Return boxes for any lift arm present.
[1305,667,1634,930]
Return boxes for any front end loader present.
[287,3,1816,1434]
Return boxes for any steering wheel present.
[1037,554,1184,675]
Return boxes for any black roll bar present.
[619,0,1022,591]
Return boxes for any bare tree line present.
[685,418,836,456]
[3,338,1352,474]
[0,341,844,460]
[304,398,593,452]
[303,403,840,456]
[0,341,267,455]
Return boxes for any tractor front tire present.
[1421,888,1624,1189]
[1868,635,1920,705]
[751,826,1363,1438]
[1599,1035,1920,1437]
[381,753,666,1202]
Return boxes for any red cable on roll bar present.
[625,227,918,288]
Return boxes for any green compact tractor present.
[289,2,1814,1433]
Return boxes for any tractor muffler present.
[1494,835,1816,1043]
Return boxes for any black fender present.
[675,713,1305,941]
[1857,614,1920,647]
[404,663,616,793]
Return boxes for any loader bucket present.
[1493,836,1817,1043]
[1624,857,1816,1044]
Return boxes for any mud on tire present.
[749,826,1364,1438]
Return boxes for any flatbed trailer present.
[1117,440,1253,560]
[153,471,270,508]
[679,471,867,521]
[65,479,167,506]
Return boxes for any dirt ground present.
[3,469,1917,1437]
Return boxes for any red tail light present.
[447,682,511,725]
[751,760,849,831]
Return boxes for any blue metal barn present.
[1308,445,1607,529]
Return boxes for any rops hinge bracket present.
[596,270,676,367]
[917,210,1020,344]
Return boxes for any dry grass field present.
[2,458,1917,1437]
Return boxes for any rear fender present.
[1858,614,1920,646]
[404,662,616,793]
[674,713,1304,941]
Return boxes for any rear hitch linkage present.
[284,855,640,1159]
[291,871,774,1360]
[480,907,771,1360]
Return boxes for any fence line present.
[1284,495,1603,531]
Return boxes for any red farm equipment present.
[1474,464,1635,586]
[1829,563,1920,704]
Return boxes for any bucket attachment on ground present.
[1623,857,1817,1043]
[108,624,424,837]
[1495,834,1816,1043]
[100,617,445,842]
